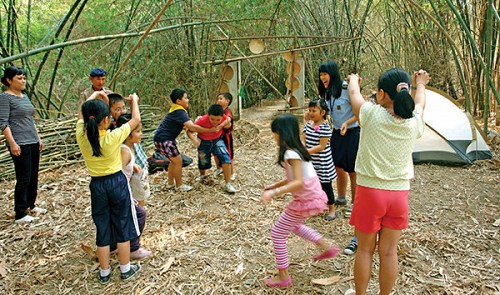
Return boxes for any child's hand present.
[87,90,108,101]
[129,93,139,103]
[260,190,273,206]
[414,70,430,86]
[347,73,361,84]
[133,164,142,174]
[193,138,200,149]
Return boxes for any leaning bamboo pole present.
[108,0,173,86]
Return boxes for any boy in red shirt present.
[193,104,236,193]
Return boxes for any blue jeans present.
[197,137,231,170]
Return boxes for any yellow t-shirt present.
[76,119,131,177]
[355,102,425,190]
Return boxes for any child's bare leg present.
[316,238,331,251]
[96,246,110,270]
[138,200,145,207]
[222,163,231,183]
[117,241,131,265]
[349,172,357,203]
[327,204,337,216]
[169,155,183,186]
[167,162,175,185]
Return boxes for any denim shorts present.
[198,137,231,170]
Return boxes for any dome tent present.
[412,87,493,165]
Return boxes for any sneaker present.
[130,248,152,260]
[335,195,347,206]
[344,288,356,295]
[15,215,38,223]
[175,184,193,192]
[214,168,223,176]
[165,182,175,190]
[230,173,236,181]
[121,263,141,281]
[224,183,236,194]
[196,175,207,182]
[97,269,112,285]
[344,237,358,255]
[345,205,353,218]
[30,206,48,214]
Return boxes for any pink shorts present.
[349,185,409,233]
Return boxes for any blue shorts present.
[331,126,360,173]
[90,171,139,247]
[198,137,231,170]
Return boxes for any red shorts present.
[349,185,409,233]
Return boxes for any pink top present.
[283,150,327,218]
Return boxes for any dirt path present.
[0,100,498,294]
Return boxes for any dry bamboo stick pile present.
[0,105,162,179]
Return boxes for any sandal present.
[324,211,339,221]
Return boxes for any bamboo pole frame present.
[202,37,361,66]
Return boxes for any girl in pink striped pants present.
[260,114,340,289]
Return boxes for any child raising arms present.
[76,92,141,284]
[303,99,337,220]
[260,114,340,289]
[345,69,430,295]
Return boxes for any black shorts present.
[90,171,139,246]
[331,127,360,173]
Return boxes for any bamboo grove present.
[0,1,498,144]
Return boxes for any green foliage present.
[0,0,497,132]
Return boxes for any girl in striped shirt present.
[303,99,338,220]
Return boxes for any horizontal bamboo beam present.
[211,35,347,42]
[203,37,361,65]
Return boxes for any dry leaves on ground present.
[0,100,498,294]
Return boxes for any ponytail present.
[393,89,415,119]
[81,99,110,157]
[378,68,414,119]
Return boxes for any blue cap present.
[89,68,107,77]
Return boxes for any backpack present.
[148,151,193,174]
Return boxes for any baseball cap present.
[89,68,107,77]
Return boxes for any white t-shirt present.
[284,150,317,180]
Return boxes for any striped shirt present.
[0,93,39,146]
[303,121,337,182]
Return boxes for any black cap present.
[89,68,107,77]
